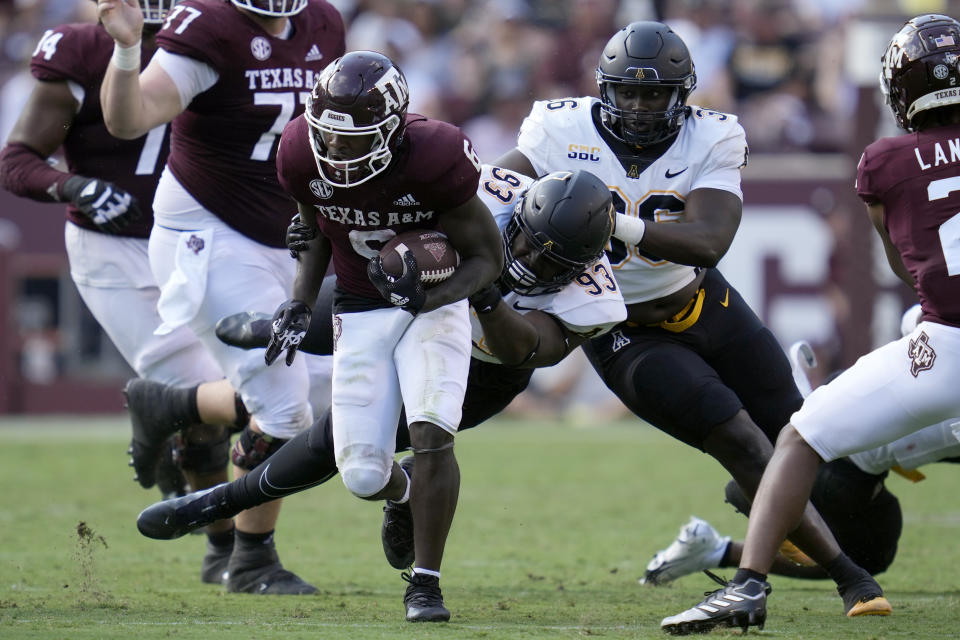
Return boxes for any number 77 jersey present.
[856,124,960,326]
[157,0,345,247]
[515,97,748,304]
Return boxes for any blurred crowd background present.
[0,0,956,417]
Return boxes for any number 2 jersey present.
[470,164,627,363]
[26,24,166,238]
[515,97,748,304]
[856,125,960,327]
[157,0,344,247]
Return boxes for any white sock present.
[395,468,411,504]
[413,567,440,579]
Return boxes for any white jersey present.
[470,164,627,363]
[516,97,748,304]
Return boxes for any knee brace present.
[179,423,231,475]
[338,443,392,498]
[230,425,287,471]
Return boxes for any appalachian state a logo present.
[907,331,936,377]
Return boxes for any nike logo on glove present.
[665,167,688,178]
[512,301,539,312]
[719,288,730,308]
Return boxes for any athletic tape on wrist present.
[112,41,142,72]
[614,214,646,246]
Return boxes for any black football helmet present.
[305,51,409,188]
[229,0,307,17]
[881,14,960,131]
[502,170,614,296]
[596,21,696,146]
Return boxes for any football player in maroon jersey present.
[0,0,243,586]
[664,14,960,634]
[262,51,503,621]
[97,0,345,594]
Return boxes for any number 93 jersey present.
[516,97,748,304]
[470,164,627,363]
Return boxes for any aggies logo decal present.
[907,331,936,376]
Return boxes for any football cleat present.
[838,574,892,617]
[402,571,450,622]
[641,516,730,586]
[137,483,233,540]
[215,311,271,350]
[154,435,190,500]
[382,455,416,569]
[124,378,188,489]
[201,538,234,585]
[661,571,770,635]
[226,538,316,595]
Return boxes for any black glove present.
[367,250,426,315]
[60,175,141,233]
[264,299,312,366]
[286,213,316,258]
[469,281,502,314]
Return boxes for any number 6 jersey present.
[516,97,748,304]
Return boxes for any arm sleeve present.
[151,48,219,111]
[0,142,71,202]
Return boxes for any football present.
[379,230,460,286]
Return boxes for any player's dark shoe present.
[402,571,450,622]
[838,574,892,617]
[215,311,271,350]
[201,538,234,585]
[137,483,233,540]
[124,378,188,489]
[226,539,317,595]
[155,436,189,500]
[660,571,770,635]
[382,454,416,569]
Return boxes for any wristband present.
[613,214,646,246]
[112,40,142,72]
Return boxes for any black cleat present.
[226,537,316,595]
[155,436,189,500]
[402,571,449,622]
[137,483,233,540]
[124,378,187,489]
[838,574,892,617]
[382,455,415,569]
[215,311,271,350]
[660,571,770,635]
[201,538,234,585]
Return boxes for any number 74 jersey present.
[470,164,627,363]
[516,97,748,304]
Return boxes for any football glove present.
[60,175,141,233]
[367,250,426,315]
[468,282,502,314]
[286,213,316,258]
[264,299,312,366]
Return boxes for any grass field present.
[0,414,958,639]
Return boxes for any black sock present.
[167,384,202,426]
[824,552,869,587]
[733,568,767,584]
[718,541,734,567]
[224,411,339,511]
[234,528,274,548]
[207,527,235,549]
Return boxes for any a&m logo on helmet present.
[373,66,409,119]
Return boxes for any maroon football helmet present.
[229,0,307,18]
[305,51,409,188]
[881,14,960,131]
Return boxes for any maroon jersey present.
[158,0,344,247]
[30,24,166,238]
[277,114,481,299]
[857,124,960,327]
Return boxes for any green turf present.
[0,414,958,639]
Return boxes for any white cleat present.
[640,516,730,586]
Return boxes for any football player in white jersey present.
[134,167,626,575]
[496,21,884,613]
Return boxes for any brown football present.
[379,230,460,286]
